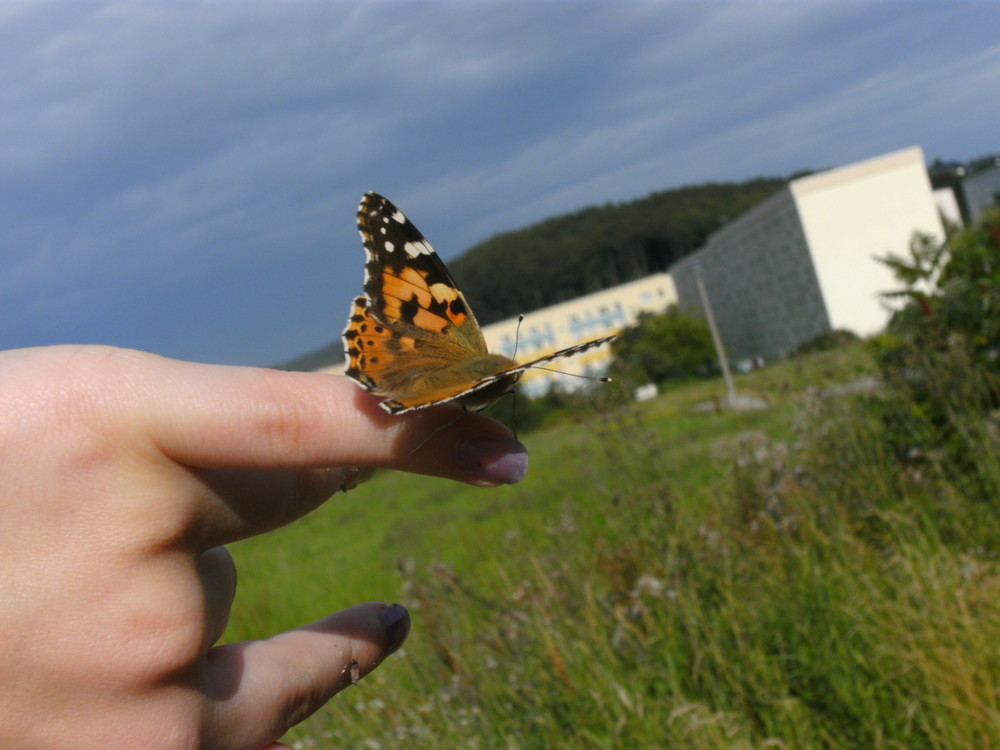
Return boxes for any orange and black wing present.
[344,192,491,406]
[355,192,487,353]
[373,334,619,415]
[343,295,422,393]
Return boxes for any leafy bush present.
[791,328,859,357]
[876,209,1000,375]
[870,209,1000,481]
[608,306,716,387]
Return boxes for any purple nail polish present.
[458,438,529,484]
[379,603,410,654]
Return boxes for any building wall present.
[480,273,676,396]
[792,146,944,337]
[671,146,944,364]
[963,163,1000,224]
[670,188,831,364]
[934,186,963,229]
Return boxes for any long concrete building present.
[480,273,676,396]
[670,146,945,364]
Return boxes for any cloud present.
[1,2,998,365]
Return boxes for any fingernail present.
[380,603,410,654]
[458,438,529,484]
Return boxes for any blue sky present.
[2,1,998,367]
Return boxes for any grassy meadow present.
[225,341,1000,748]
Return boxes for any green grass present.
[226,342,1000,748]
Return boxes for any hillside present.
[448,177,788,325]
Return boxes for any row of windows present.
[499,332,557,354]
[569,309,626,338]
[490,282,672,355]
[568,300,623,324]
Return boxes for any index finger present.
[138,354,526,481]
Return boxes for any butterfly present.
[343,192,616,414]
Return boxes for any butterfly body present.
[343,192,615,414]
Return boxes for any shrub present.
[791,328,859,357]
[608,306,716,386]
[870,210,1000,483]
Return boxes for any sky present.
[2,1,999,368]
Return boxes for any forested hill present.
[274,175,790,370]
[448,177,789,325]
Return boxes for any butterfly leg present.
[407,407,470,456]
[482,389,518,439]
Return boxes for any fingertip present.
[378,603,410,655]
[204,602,413,745]
[359,398,529,486]
[457,437,529,485]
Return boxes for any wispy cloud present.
[1,1,998,365]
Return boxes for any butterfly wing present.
[344,192,496,409]
[356,192,487,353]
[380,334,619,414]
[343,192,616,415]
[343,295,422,392]
[374,368,522,415]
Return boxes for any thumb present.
[203,603,410,749]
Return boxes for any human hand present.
[0,345,528,749]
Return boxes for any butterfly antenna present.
[527,365,612,382]
[511,314,525,360]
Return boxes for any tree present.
[608,306,715,385]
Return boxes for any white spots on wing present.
[380,227,387,234]
[404,240,432,258]
[392,210,406,224]
[429,281,458,300]
[384,241,395,252]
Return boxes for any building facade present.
[670,146,944,364]
[481,272,676,396]
[933,186,963,229]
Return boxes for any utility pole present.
[694,265,737,408]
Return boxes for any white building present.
[481,273,676,396]
[670,146,944,364]
[933,186,963,229]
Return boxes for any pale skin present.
[0,345,528,750]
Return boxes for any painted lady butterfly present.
[343,192,616,414]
